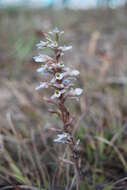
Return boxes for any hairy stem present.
[59,100,81,178]
[53,35,81,188]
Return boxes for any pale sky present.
[0,0,126,8]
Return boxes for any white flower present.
[61,52,64,57]
[47,42,58,49]
[52,83,64,89]
[36,65,47,73]
[70,88,83,96]
[64,69,80,77]
[62,79,74,89]
[63,67,70,72]
[33,54,51,63]
[70,70,80,76]
[62,79,70,86]
[36,41,47,49]
[49,63,64,70]
[35,82,48,90]
[51,89,65,99]
[54,133,68,143]
[57,63,64,68]
[59,45,72,52]
[55,73,64,80]
[49,27,64,35]
[49,27,59,34]
[76,139,80,146]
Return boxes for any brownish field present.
[0,7,127,190]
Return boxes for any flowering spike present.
[34,28,83,185]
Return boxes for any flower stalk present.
[34,27,83,188]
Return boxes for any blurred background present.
[0,0,127,190]
[0,0,126,8]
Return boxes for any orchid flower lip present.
[62,79,70,85]
[35,82,48,91]
[75,88,83,95]
[70,88,83,96]
[70,70,80,76]
[59,45,72,52]
[76,139,80,146]
[36,41,47,49]
[54,133,68,143]
[36,65,47,73]
[33,54,52,63]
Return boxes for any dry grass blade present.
[112,177,127,186]
[95,136,127,171]
[69,174,76,190]
[31,130,49,189]
[59,157,74,165]
[0,185,45,190]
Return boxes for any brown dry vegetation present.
[0,6,127,190]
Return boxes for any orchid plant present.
[34,27,83,188]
